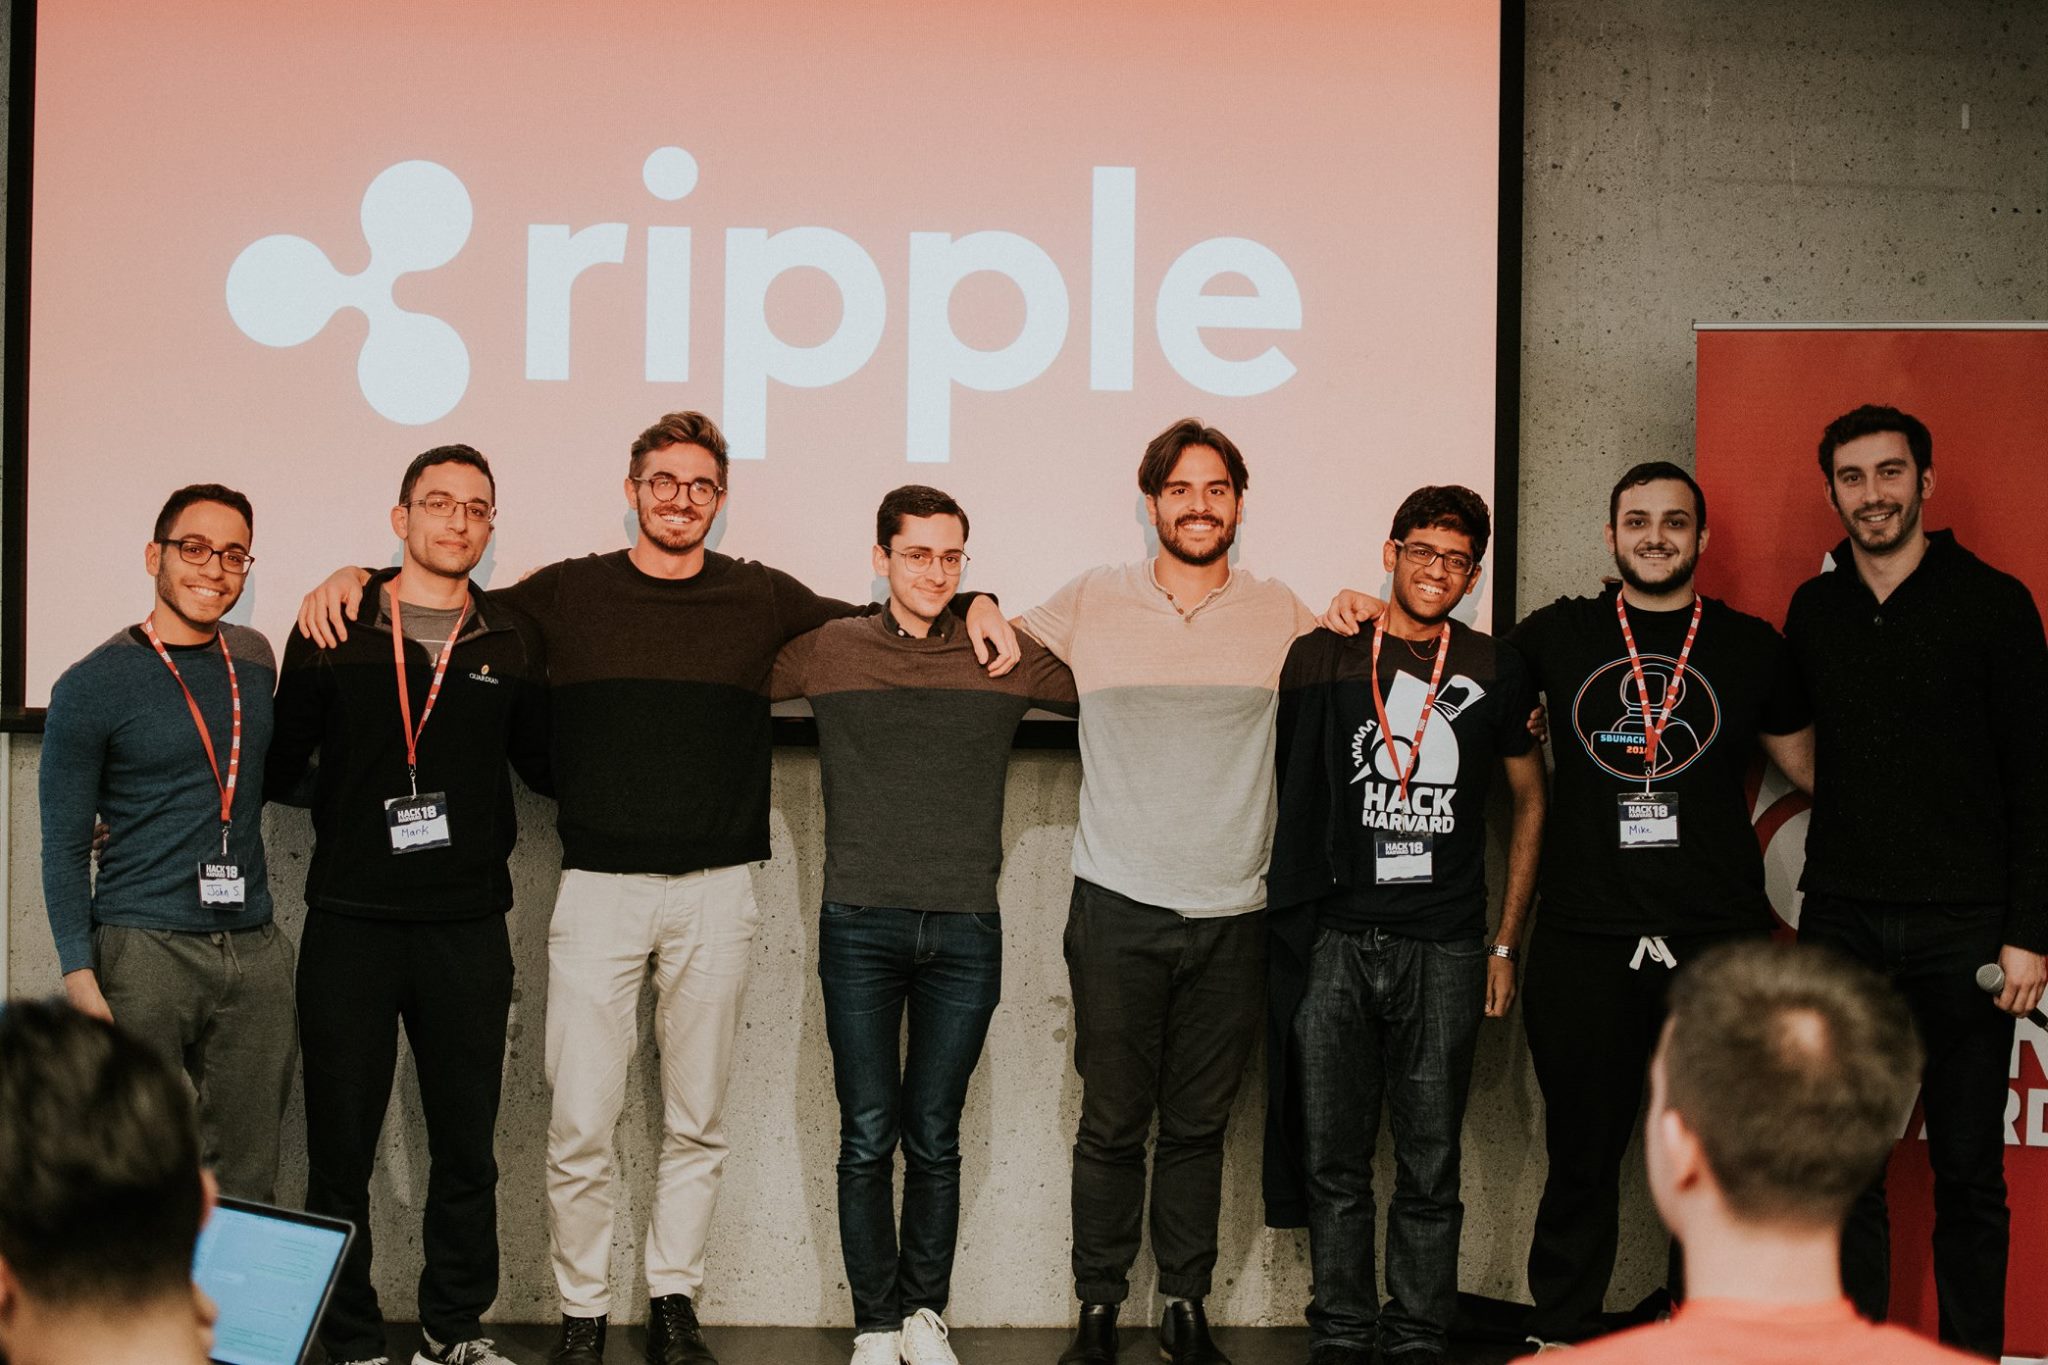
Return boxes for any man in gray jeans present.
[38,481,295,1201]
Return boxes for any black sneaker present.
[647,1294,718,1365]
[549,1314,607,1365]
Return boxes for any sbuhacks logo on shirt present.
[1572,654,1722,782]
[224,150,1304,456]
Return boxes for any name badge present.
[1374,832,1434,885]
[385,792,453,853]
[1617,792,1681,849]
[197,860,246,909]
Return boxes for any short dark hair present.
[1389,485,1491,564]
[152,484,253,544]
[876,485,970,547]
[1662,940,1922,1229]
[1609,461,1707,529]
[398,443,496,507]
[1818,405,1932,478]
[631,411,731,482]
[0,1001,206,1308]
[1136,418,1249,499]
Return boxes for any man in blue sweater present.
[38,483,295,1203]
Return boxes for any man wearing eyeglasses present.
[296,412,1018,1365]
[266,445,550,1365]
[1264,485,1546,1365]
[1505,463,1813,1351]
[39,482,296,1205]
[770,484,1076,1365]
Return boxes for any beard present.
[155,564,237,633]
[638,500,714,554]
[1839,493,1922,555]
[1613,543,1699,597]
[1157,512,1238,568]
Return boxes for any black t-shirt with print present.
[1509,586,1810,937]
[1275,622,1538,940]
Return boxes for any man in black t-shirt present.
[1266,486,1547,1365]
[1509,462,1812,1349]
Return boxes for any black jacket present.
[267,570,551,919]
[1785,530,2048,952]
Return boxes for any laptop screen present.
[191,1199,352,1365]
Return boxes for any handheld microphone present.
[1974,963,2048,1030]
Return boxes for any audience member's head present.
[1647,940,1922,1238]
[0,1000,217,1365]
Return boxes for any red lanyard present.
[1370,620,1452,804]
[1615,592,1702,789]
[141,618,239,853]
[390,594,469,797]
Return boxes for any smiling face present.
[626,441,726,557]
[872,511,967,630]
[145,500,252,640]
[1827,430,1932,556]
[1606,478,1708,597]
[1382,523,1480,629]
[1145,444,1242,568]
[394,459,494,581]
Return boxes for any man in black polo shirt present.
[1784,404,2047,1360]
[269,444,550,1365]
[1509,462,1813,1348]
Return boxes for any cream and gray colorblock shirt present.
[1020,560,1316,917]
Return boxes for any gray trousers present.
[96,921,298,1201]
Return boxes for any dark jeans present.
[1799,895,2011,1359]
[1522,922,1764,1341]
[820,903,1002,1333]
[299,911,515,1361]
[1064,878,1265,1305]
[1295,925,1485,1358]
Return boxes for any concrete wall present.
[4,0,2044,1329]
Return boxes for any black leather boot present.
[548,1313,607,1365]
[1158,1299,1232,1365]
[1057,1301,1122,1363]
[647,1293,719,1364]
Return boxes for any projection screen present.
[5,0,1517,714]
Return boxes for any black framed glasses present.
[886,548,970,575]
[631,474,724,506]
[159,539,254,573]
[1393,541,1476,576]
[409,494,497,522]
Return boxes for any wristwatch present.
[1487,943,1519,962]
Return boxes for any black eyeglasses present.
[159,539,254,574]
[886,548,970,575]
[631,474,724,506]
[409,494,497,522]
[1393,541,1476,576]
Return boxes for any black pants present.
[299,911,515,1360]
[1522,921,1763,1342]
[1063,878,1265,1305]
[1799,895,2010,1360]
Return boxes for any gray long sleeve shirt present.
[40,624,276,973]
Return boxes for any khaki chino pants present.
[544,865,762,1316]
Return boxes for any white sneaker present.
[901,1307,959,1365]
[413,1333,516,1365]
[851,1328,902,1365]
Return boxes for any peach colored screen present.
[26,1,1503,705]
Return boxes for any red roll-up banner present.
[1696,324,2048,1362]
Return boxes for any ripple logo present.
[226,161,473,425]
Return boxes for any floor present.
[379,1323,1527,1364]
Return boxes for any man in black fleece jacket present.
[297,413,1016,1365]
[1785,404,2048,1360]
[268,445,550,1365]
